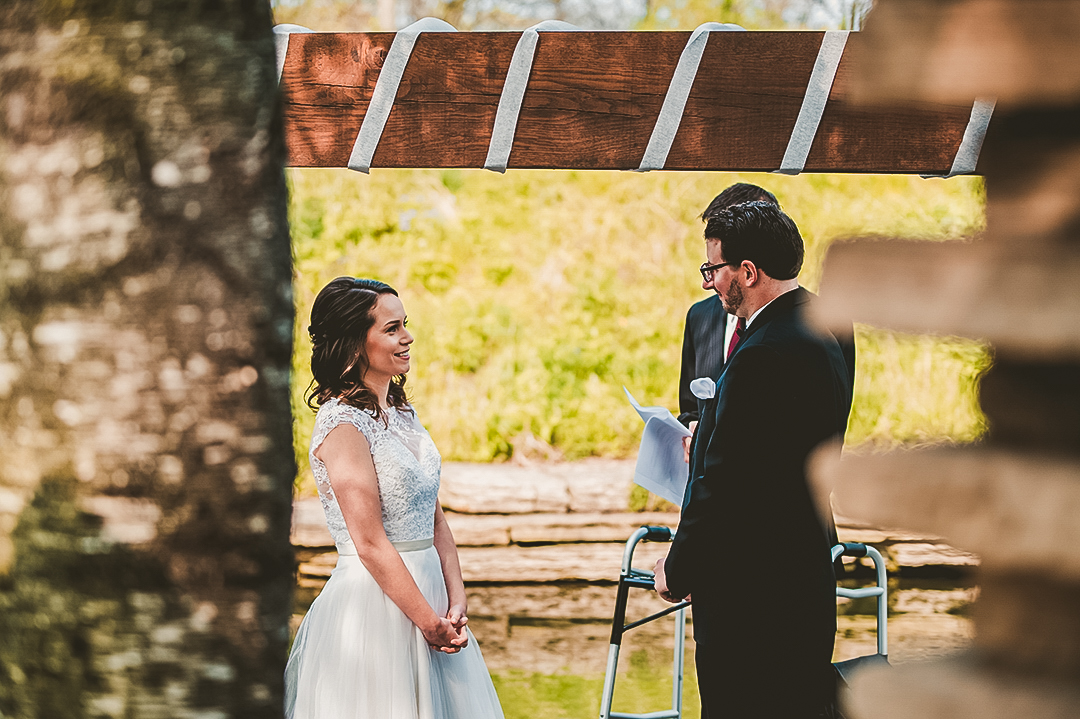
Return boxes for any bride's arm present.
[316,424,465,652]
[433,504,468,632]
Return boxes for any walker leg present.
[600,643,622,719]
[672,607,685,718]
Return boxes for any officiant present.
[677,184,780,460]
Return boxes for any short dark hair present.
[306,276,410,419]
[704,201,804,281]
[701,183,779,220]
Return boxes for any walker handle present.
[640,525,673,542]
[621,526,674,577]
[834,542,868,560]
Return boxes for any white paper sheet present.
[624,387,691,505]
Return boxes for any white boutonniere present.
[689,377,716,400]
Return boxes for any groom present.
[654,202,853,719]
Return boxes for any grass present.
[492,647,701,719]
[288,168,989,494]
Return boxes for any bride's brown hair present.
[306,277,411,420]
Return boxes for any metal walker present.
[598,526,889,719]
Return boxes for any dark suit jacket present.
[678,295,728,427]
[666,287,853,713]
[678,294,854,427]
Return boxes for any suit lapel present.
[728,287,808,354]
[689,289,809,502]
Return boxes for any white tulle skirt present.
[284,543,504,719]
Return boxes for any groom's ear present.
[740,260,760,286]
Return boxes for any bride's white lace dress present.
[284,398,504,719]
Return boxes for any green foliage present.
[638,0,777,30]
[288,167,987,493]
[846,327,991,448]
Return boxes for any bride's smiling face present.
[364,293,413,380]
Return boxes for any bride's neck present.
[365,374,392,410]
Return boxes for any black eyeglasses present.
[699,261,739,282]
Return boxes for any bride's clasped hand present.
[424,607,468,653]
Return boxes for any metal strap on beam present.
[776,30,849,175]
[273,23,314,84]
[637,22,745,172]
[348,17,458,174]
[484,21,581,173]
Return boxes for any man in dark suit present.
[655,202,854,719]
[680,184,855,435]
[678,184,779,432]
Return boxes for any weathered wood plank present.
[814,446,1080,580]
[838,0,1080,712]
[813,240,1080,359]
[848,0,1080,105]
[280,31,976,172]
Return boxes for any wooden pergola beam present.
[280,31,984,174]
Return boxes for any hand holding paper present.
[624,387,691,505]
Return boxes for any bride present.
[285,277,504,719]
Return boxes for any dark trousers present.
[695,642,836,719]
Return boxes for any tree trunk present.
[0,2,294,717]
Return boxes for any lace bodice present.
[309,399,441,551]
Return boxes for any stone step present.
[294,508,977,584]
[293,499,679,549]
[293,454,980,583]
[294,496,977,567]
[439,458,636,514]
[297,537,977,584]
[299,541,673,583]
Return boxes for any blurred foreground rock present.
[814,1,1080,716]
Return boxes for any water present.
[293,578,975,718]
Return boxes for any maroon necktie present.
[726,317,746,361]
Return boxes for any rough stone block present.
[848,0,1080,105]
[976,574,1080,677]
[813,240,1080,360]
[439,459,633,514]
[847,655,1080,719]
[814,447,1080,580]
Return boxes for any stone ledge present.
[440,458,635,514]
[292,498,676,549]
[292,459,981,583]
[300,541,672,583]
[295,496,979,565]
